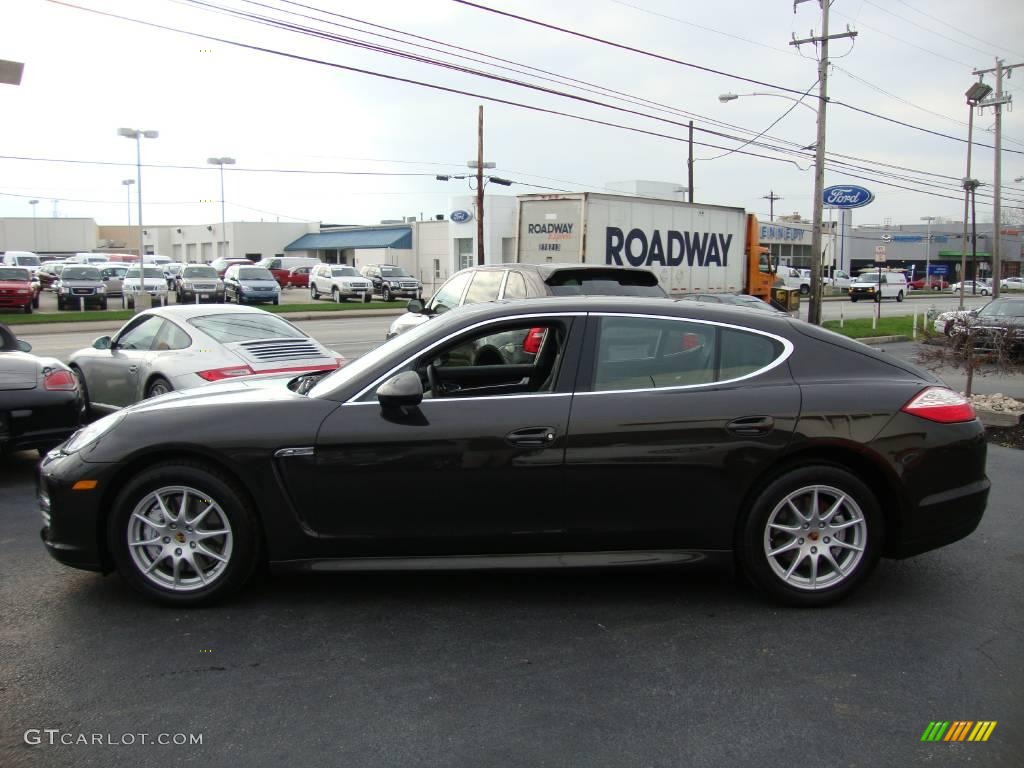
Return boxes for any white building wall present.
[410,220,450,297]
[0,217,98,254]
[144,221,317,262]
[447,194,517,275]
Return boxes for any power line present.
[861,0,1003,60]
[829,7,975,68]
[893,0,1024,60]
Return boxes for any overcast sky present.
[2,0,1023,230]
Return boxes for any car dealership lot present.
[1,444,1022,767]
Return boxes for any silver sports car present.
[69,304,343,412]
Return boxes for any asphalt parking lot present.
[1,445,1021,767]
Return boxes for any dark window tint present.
[546,269,666,297]
[464,270,504,305]
[189,313,306,342]
[503,271,528,299]
[593,317,782,392]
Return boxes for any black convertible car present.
[39,297,989,607]
[1,323,83,455]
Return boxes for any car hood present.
[125,278,165,287]
[0,280,33,290]
[239,280,280,288]
[388,311,431,336]
[58,279,102,287]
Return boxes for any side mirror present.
[406,298,424,314]
[377,371,423,408]
[92,336,112,350]
[17,339,32,353]
[968,309,979,317]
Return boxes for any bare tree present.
[918,321,1024,397]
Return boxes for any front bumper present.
[38,449,112,572]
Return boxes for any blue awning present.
[284,227,412,252]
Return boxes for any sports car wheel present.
[146,376,173,398]
[70,365,90,419]
[738,466,881,606]
[109,463,259,605]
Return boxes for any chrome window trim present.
[578,311,794,396]
[344,311,587,404]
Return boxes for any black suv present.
[55,265,108,311]
[387,263,666,338]
[361,264,423,302]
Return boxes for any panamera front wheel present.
[109,463,260,606]
[739,466,882,606]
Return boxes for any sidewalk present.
[12,307,405,336]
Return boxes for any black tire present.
[32,293,40,309]
[23,301,32,314]
[737,465,882,607]
[107,461,260,606]
[874,293,882,303]
[127,298,135,309]
[100,299,108,310]
[273,296,280,306]
[849,296,858,303]
[146,376,173,399]
[70,364,90,420]
[382,286,392,302]
[57,298,65,311]
[896,291,904,303]
[362,292,372,304]
[311,284,320,300]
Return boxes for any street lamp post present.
[28,199,38,251]
[207,157,236,260]
[920,216,937,289]
[121,179,135,229]
[959,82,992,309]
[118,128,158,261]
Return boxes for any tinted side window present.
[503,271,528,299]
[428,272,472,314]
[116,317,166,351]
[153,321,192,351]
[592,317,783,392]
[463,271,504,305]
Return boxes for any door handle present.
[506,426,556,447]
[726,416,775,436]
[128,365,138,374]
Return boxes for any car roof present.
[140,304,276,321]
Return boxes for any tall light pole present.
[960,83,991,310]
[121,179,135,228]
[28,199,38,251]
[920,215,937,288]
[118,128,158,261]
[207,156,236,260]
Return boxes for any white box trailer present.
[516,193,772,299]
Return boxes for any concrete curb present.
[977,408,1023,428]
[855,335,912,345]
[10,308,406,336]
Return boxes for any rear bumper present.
[1,392,81,452]
[887,477,990,558]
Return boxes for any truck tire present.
[896,291,904,303]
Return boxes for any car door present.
[301,313,584,555]
[85,315,167,407]
[562,313,800,552]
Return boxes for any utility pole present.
[920,215,936,288]
[791,1,857,326]
[972,59,1019,298]
[477,105,485,265]
[687,121,694,203]
[763,190,782,221]
[961,81,992,309]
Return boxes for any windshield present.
[13,255,40,266]
[0,267,31,281]
[546,270,666,297]
[308,316,440,399]
[189,313,306,342]
[380,266,411,277]
[978,300,1024,318]
[61,267,100,281]
[126,268,165,279]
[183,266,218,278]
[238,267,275,281]
[331,267,360,277]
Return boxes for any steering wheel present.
[426,363,441,397]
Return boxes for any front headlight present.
[59,286,69,294]
[97,285,106,293]
[62,411,127,454]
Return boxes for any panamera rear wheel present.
[109,463,259,606]
[739,466,882,606]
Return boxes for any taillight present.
[197,365,254,382]
[901,387,976,423]
[523,327,547,354]
[43,369,78,391]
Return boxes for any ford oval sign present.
[823,185,874,209]
[450,209,472,223]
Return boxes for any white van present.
[848,270,908,302]
[65,252,114,266]
[1,251,42,275]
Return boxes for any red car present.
[0,267,41,314]
[282,265,311,288]
[911,277,948,291]
[210,258,253,279]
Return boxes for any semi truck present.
[516,193,779,304]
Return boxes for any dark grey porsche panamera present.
[39,297,988,607]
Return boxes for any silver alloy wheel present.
[127,485,234,592]
[148,379,171,397]
[763,484,867,591]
